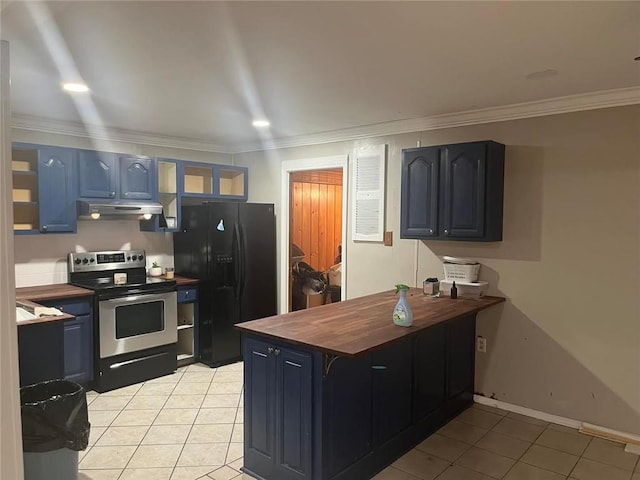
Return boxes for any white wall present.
[234,105,640,435]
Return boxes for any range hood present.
[78,200,163,220]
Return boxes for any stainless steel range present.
[68,250,177,392]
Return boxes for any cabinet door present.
[18,322,64,387]
[38,147,76,233]
[244,337,277,478]
[119,155,154,200]
[441,143,486,238]
[371,340,412,447]
[275,347,313,480]
[413,324,446,421]
[447,315,476,399]
[322,355,372,478]
[401,148,440,238]
[78,150,117,199]
[64,314,94,384]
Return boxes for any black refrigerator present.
[174,202,277,366]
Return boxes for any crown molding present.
[11,114,235,154]
[11,86,640,155]
[234,86,640,153]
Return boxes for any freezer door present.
[173,205,211,280]
[238,203,277,322]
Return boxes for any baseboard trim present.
[473,395,640,448]
[473,395,581,428]
[580,422,640,447]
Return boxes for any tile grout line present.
[171,365,217,479]
[113,372,181,480]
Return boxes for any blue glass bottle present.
[393,284,413,327]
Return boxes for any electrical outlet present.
[477,336,487,353]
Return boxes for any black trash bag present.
[20,380,90,452]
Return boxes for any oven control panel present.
[69,250,146,273]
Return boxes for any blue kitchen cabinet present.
[141,157,181,232]
[42,297,94,385]
[401,147,440,238]
[78,150,117,199]
[371,341,413,447]
[413,323,446,422]
[447,315,476,400]
[401,140,505,241]
[37,146,77,233]
[244,336,313,480]
[214,165,248,200]
[180,161,248,201]
[18,322,65,387]
[321,354,372,479]
[118,155,155,200]
[78,152,154,201]
[63,314,94,385]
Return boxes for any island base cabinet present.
[243,314,477,480]
[244,337,313,480]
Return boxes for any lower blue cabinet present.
[42,297,94,385]
[63,314,94,384]
[244,337,313,480]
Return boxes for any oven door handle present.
[103,293,172,305]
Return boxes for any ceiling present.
[1,1,639,153]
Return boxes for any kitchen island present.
[236,288,505,480]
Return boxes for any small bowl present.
[149,267,163,277]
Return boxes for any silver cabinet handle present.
[268,347,274,354]
[274,349,280,356]
[444,229,449,235]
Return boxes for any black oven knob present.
[90,258,95,263]
[82,258,89,264]
[74,258,81,265]
[138,254,144,261]
[127,256,131,261]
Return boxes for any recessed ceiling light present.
[524,69,559,80]
[252,119,270,128]
[63,83,89,93]
[635,56,640,61]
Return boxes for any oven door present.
[99,291,177,358]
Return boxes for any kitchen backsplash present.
[14,221,174,287]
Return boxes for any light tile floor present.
[79,363,640,480]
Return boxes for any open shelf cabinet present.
[12,146,39,233]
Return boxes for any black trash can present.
[21,380,90,480]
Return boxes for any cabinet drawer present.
[42,298,92,316]
[177,288,198,303]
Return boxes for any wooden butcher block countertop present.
[236,288,505,357]
[16,283,94,302]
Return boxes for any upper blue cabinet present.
[38,147,77,233]
[180,161,247,201]
[11,143,77,234]
[78,150,117,199]
[118,155,154,200]
[79,152,154,201]
[401,140,505,242]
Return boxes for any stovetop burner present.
[68,249,176,296]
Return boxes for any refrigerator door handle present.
[239,224,247,299]
[233,223,242,299]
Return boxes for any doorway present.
[289,168,343,312]
[280,155,348,314]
